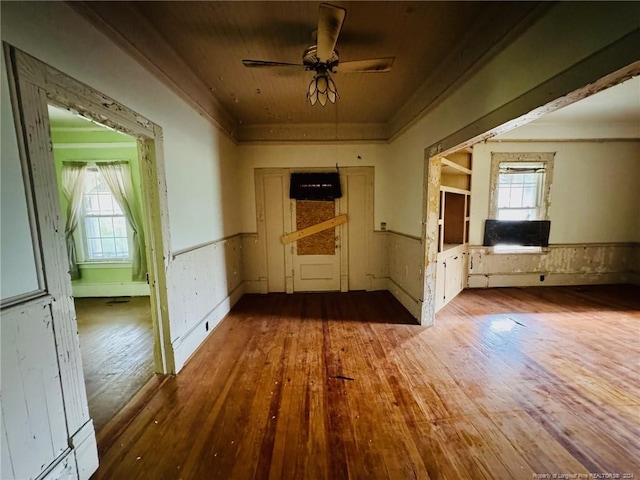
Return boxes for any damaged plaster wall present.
[2,0,243,383]
[469,140,640,287]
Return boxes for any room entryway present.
[48,102,158,433]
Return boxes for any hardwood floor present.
[75,296,154,434]
[91,287,640,479]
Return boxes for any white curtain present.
[61,162,87,280]
[97,162,147,282]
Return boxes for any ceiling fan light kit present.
[308,71,338,106]
[242,3,394,108]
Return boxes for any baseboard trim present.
[368,276,388,292]
[242,279,263,294]
[72,282,150,298]
[386,277,422,320]
[172,282,246,372]
[71,421,99,480]
[36,420,98,480]
[37,449,75,480]
[468,272,635,288]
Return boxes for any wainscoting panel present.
[169,235,245,371]
[468,243,639,288]
[387,231,424,318]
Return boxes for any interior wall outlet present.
[380,222,387,231]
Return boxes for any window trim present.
[489,152,554,221]
[488,152,554,254]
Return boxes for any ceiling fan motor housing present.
[303,45,339,72]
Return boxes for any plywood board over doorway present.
[255,167,374,294]
[296,200,336,255]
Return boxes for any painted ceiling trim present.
[71,1,546,144]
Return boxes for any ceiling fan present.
[242,3,395,106]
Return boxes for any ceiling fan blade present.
[316,3,346,62]
[242,59,304,68]
[335,57,395,73]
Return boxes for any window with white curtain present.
[80,167,131,261]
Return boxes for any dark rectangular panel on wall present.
[483,220,551,247]
[290,173,342,200]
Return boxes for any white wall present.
[1,0,243,361]
[238,143,389,233]
[1,2,241,252]
[384,125,426,237]
[383,1,639,239]
[470,141,640,245]
[1,2,638,478]
[1,4,243,478]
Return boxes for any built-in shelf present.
[434,149,473,313]
[440,185,471,195]
[441,157,472,176]
[442,243,464,252]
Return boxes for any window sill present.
[78,261,132,269]
[490,246,549,255]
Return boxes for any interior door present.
[292,199,341,292]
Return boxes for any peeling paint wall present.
[469,140,640,287]
[169,235,244,371]
[468,244,638,287]
[386,232,424,317]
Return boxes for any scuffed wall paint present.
[387,231,424,317]
[468,243,638,288]
[241,233,262,293]
[169,235,244,370]
[370,232,389,289]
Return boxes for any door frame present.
[255,166,374,294]
[4,44,174,375]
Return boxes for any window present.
[496,163,545,220]
[488,152,554,251]
[490,153,554,221]
[81,167,130,261]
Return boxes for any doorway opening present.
[420,64,640,327]
[48,104,155,433]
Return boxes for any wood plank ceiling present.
[73,1,543,142]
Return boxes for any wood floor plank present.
[75,296,154,434]
[92,287,640,480]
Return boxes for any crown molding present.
[387,2,551,142]
[69,1,240,141]
[235,122,389,144]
